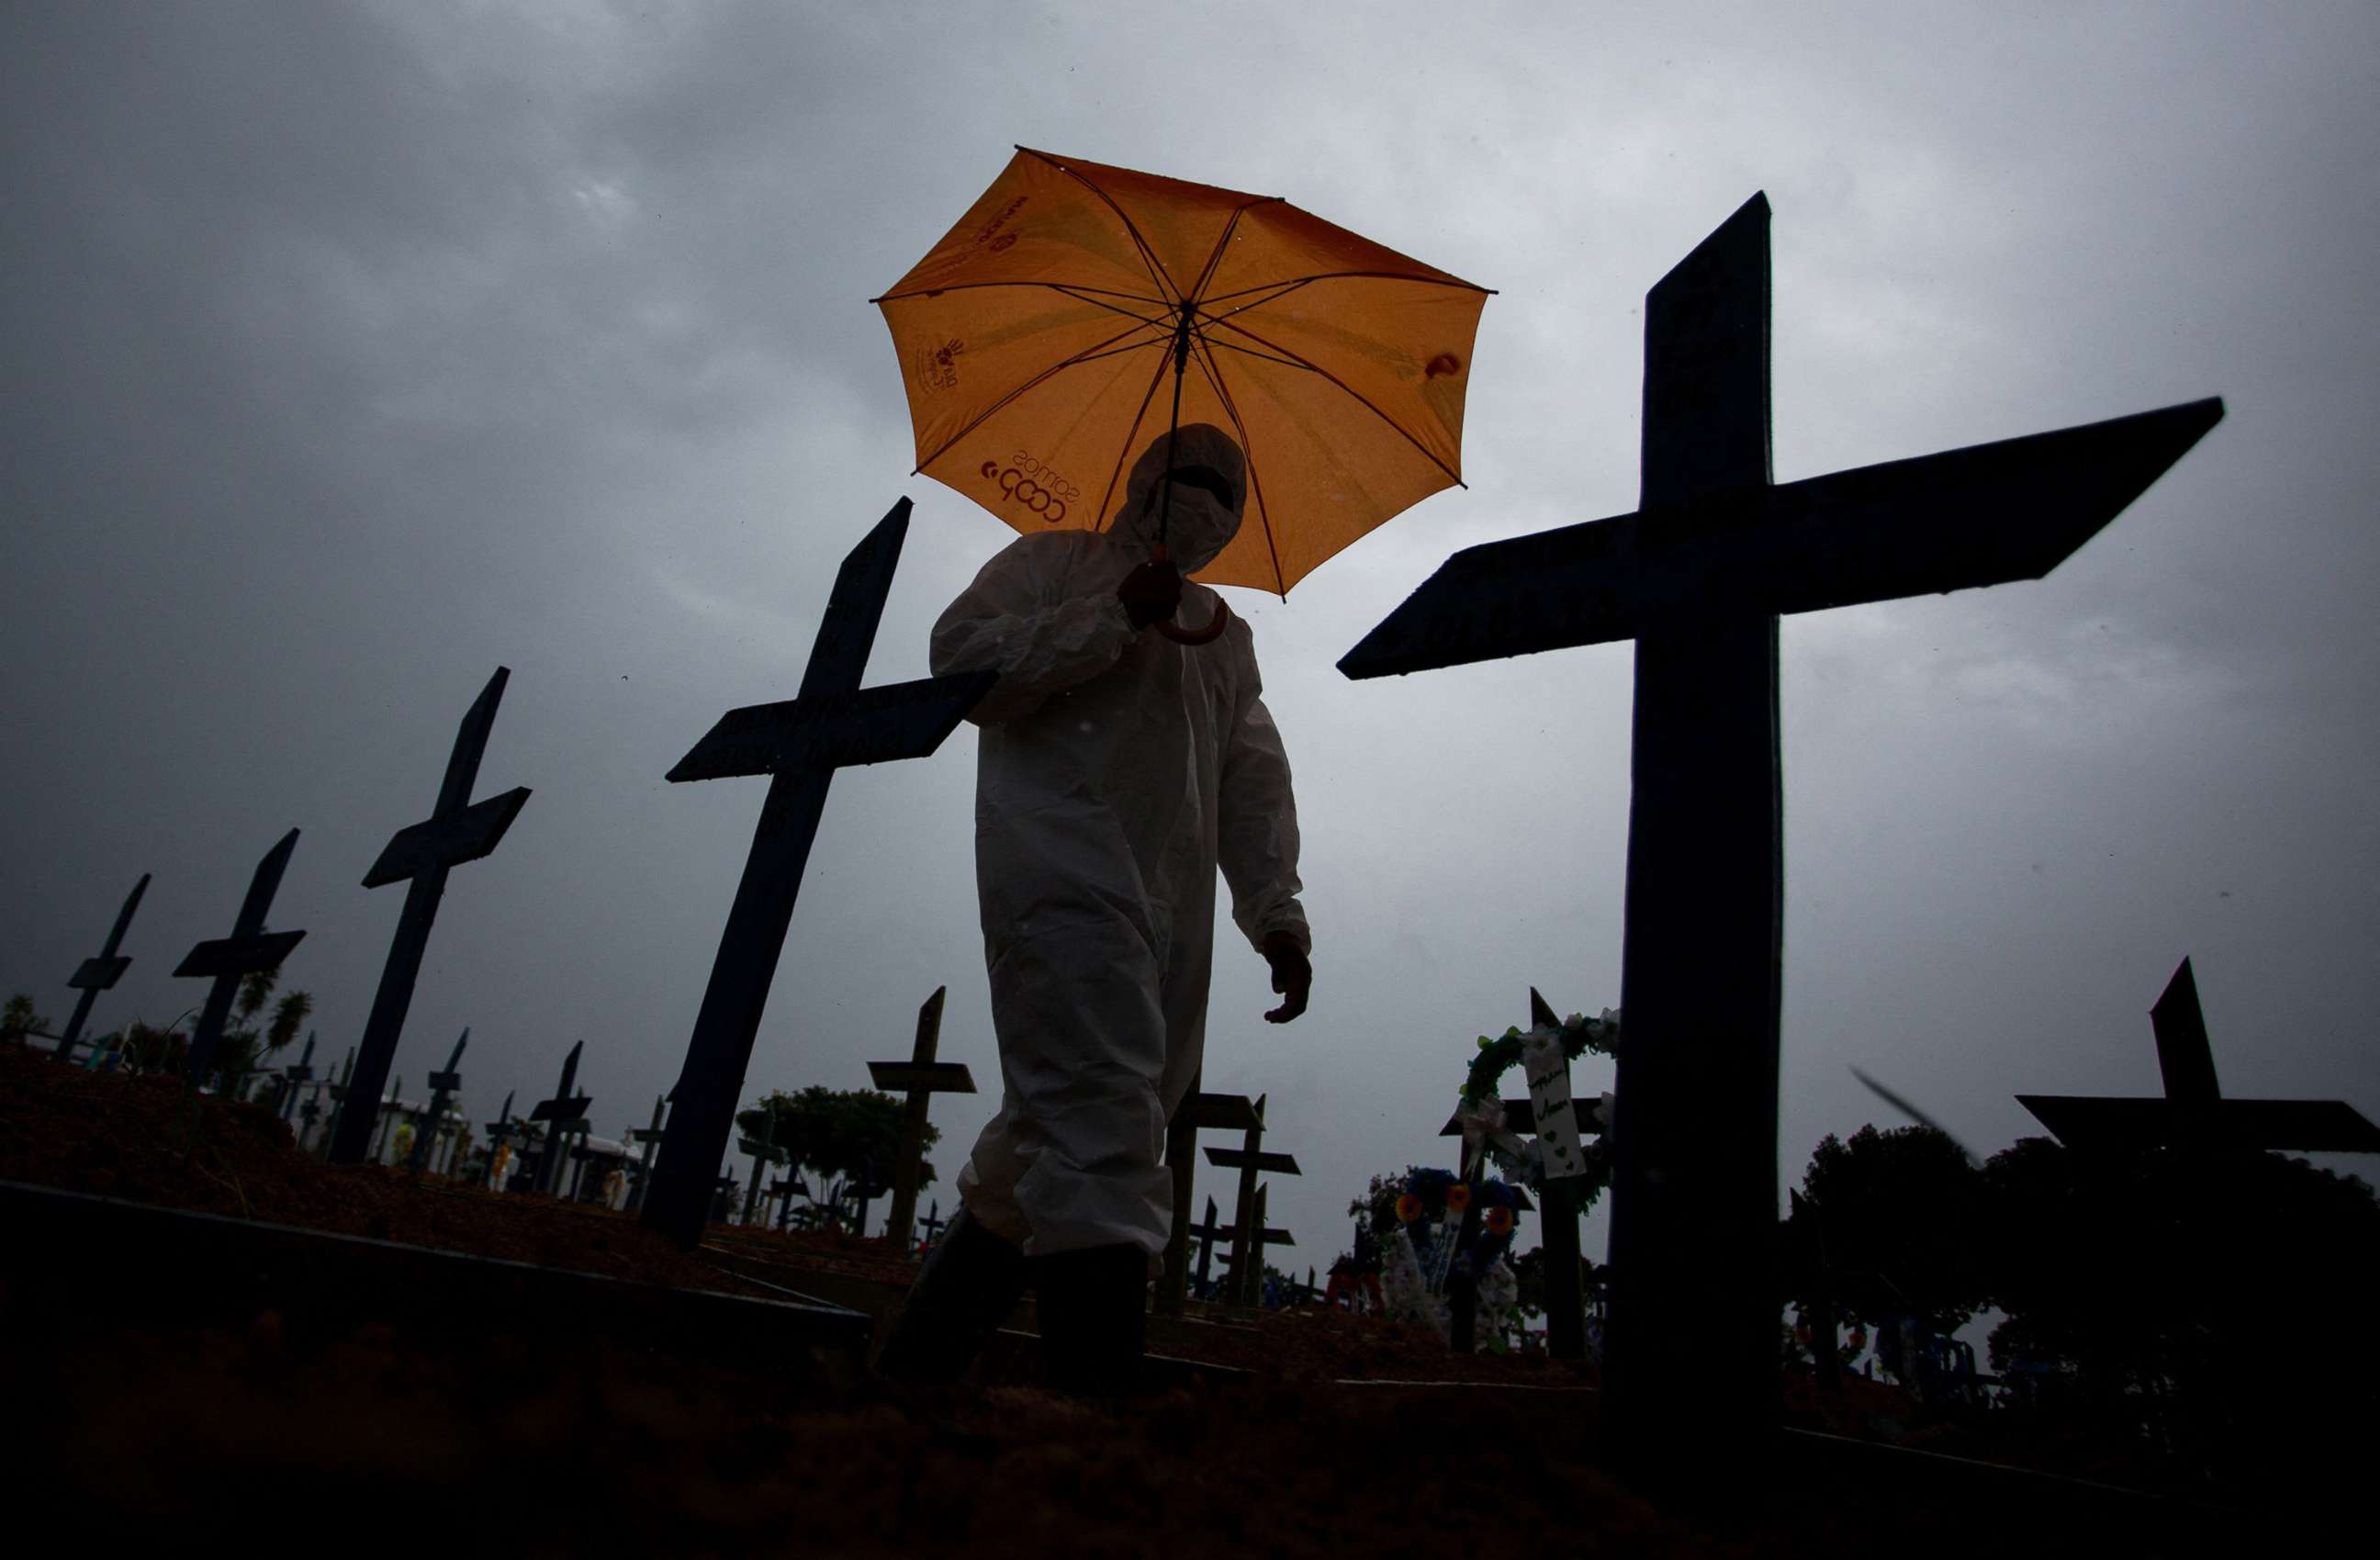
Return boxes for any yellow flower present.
[1395,1194,1423,1223]
[1483,1206,1514,1236]
[1445,1183,1473,1214]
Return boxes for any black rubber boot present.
[873,1207,1027,1386]
[1030,1243,1150,1398]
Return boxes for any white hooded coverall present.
[931,425,1310,1264]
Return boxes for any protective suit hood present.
[1107,422,1246,575]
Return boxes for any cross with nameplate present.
[57,873,150,1063]
[2019,957,2380,1155]
[640,499,997,1250]
[1204,1095,1301,1309]
[331,668,531,1164]
[1437,988,1606,1360]
[1342,191,2224,1469]
[1159,1086,1263,1314]
[178,830,308,1083]
[867,985,977,1251]
[529,1040,591,1196]
[406,1028,469,1173]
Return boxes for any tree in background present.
[736,1084,935,1213]
[3,993,51,1048]
[208,970,313,1099]
[1780,1124,1988,1345]
[1981,1133,2380,1506]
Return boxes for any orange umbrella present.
[874,148,1491,601]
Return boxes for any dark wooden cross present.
[479,1089,520,1187]
[178,829,308,1083]
[406,1028,469,1173]
[1437,988,1604,1360]
[867,985,978,1251]
[916,1197,949,1252]
[529,1040,591,1196]
[1341,191,2223,1467]
[1212,1184,1295,1304]
[767,1172,809,1230]
[369,1076,404,1162]
[57,872,150,1062]
[736,1111,789,1228]
[639,499,996,1249]
[318,1047,355,1158]
[839,1157,892,1238]
[1205,1095,1302,1308]
[331,668,531,1164]
[275,1030,318,1121]
[709,1173,740,1225]
[625,1094,668,1213]
[1186,1195,1227,1296]
[1159,1086,1263,1314]
[2019,957,2380,1155]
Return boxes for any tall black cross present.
[1159,1086,1263,1314]
[2019,958,2380,1155]
[331,668,531,1164]
[640,499,995,1249]
[529,1040,591,1196]
[57,872,150,1061]
[916,1197,949,1252]
[867,985,977,1251]
[1341,192,2223,1470]
[406,1028,469,1173]
[178,830,308,1083]
[1187,1195,1226,1296]
[277,1031,317,1122]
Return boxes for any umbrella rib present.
[1092,350,1177,533]
[1196,335,1318,373]
[1197,313,1465,488]
[871,280,1167,307]
[1046,285,1174,331]
[1186,199,1280,309]
[1198,277,1317,323]
[911,320,1172,475]
[1199,269,1498,306]
[1187,330,1288,598]
[1019,149,1184,309]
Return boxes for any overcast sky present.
[6,1,2376,1275]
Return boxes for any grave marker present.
[867,985,977,1251]
[1213,1184,1294,1303]
[529,1041,591,1196]
[406,1028,469,1173]
[480,1090,520,1187]
[2018,958,2380,1154]
[1159,1086,1263,1314]
[641,500,996,1249]
[177,830,308,1084]
[1205,1095,1301,1308]
[57,873,150,1062]
[625,1094,668,1213]
[1437,988,1608,1360]
[1342,192,2223,1467]
[737,1110,789,1228]
[331,668,532,1163]
[275,1031,318,1121]
[916,1198,949,1252]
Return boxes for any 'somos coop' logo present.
[917,338,965,391]
[982,451,1081,523]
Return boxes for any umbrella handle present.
[1155,598,1232,645]
[1148,541,1232,645]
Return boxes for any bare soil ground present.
[0,1047,2228,1556]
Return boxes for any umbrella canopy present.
[874,148,1491,595]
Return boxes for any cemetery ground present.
[2,1047,2286,1557]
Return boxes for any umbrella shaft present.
[1157,310,1193,548]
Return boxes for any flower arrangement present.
[1458,1006,1621,1209]
[1380,1166,1526,1350]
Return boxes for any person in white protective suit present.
[875,424,1312,1395]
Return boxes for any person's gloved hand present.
[1262,931,1310,1024]
[1117,559,1184,629]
